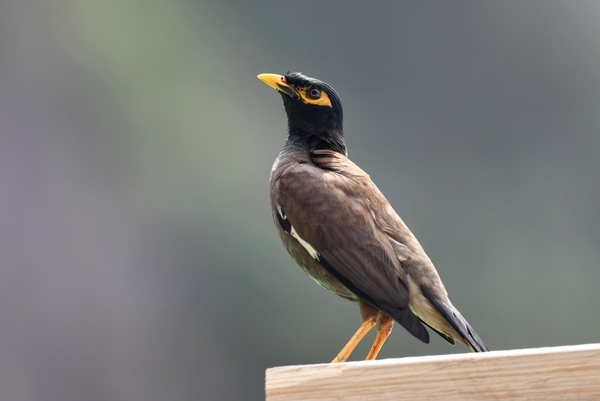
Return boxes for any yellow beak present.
[257,73,298,98]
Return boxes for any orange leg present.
[332,301,379,363]
[365,312,394,360]
[331,316,376,362]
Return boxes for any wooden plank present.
[266,343,600,400]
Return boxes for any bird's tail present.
[423,290,488,352]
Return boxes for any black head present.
[258,72,346,154]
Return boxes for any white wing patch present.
[290,226,320,260]
[276,204,286,220]
[276,203,319,260]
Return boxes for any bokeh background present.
[2,1,600,399]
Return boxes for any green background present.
[1,1,599,399]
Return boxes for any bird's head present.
[258,72,346,154]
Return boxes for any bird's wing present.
[273,149,429,343]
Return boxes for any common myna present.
[258,72,488,362]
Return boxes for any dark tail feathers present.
[424,290,488,352]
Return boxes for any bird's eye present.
[308,87,321,99]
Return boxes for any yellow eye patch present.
[296,86,332,107]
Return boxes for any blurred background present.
[1,0,599,399]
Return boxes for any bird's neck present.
[285,131,347,157]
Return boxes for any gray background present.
[1,1,599,400]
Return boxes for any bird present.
[258,72,488,362]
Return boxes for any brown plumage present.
[259,72,488,361]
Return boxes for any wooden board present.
[266,343,600,400]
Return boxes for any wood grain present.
[266,343,600,400]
